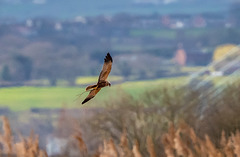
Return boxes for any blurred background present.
[0,0,240,156]
[0,0,240,85]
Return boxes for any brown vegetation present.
[0,80,240,157]
[3,114,240,157]
[72,122,240,157]
[0,116,47,157]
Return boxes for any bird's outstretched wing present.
[98,53,113,83]
[82,88,101,104]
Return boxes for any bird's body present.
[82,53,113,104]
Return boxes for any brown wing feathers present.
[82,97,92,104]
[105,53,113,63]
[82,88,101,104]
[98,53,113,82]
[82,53,113,104]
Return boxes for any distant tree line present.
[0,8,240,85]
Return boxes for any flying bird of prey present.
[82,53,113,104]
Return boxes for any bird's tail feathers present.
[86,84,98,91]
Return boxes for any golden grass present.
[146,135,156,157]
[2,115,240,157]
[74,127,88,156]
[87,122,240,157]
[132,140,142,157]
[0,116,13,155]
[0,116,47,157]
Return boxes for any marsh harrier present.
[82,53,113,104]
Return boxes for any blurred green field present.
[1,75,237,111]
[181,66,205,73]
[129,28,217,39]
[0,77,188,111]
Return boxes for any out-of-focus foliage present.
[1,77,240,156]
[87,78,240,147]
[1,9,240,84]
[1,65,11,81]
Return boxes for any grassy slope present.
[0,75,236,111]
[0,77,188,111]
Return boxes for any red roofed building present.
[174,44,187,66]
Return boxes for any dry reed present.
[2,115,240,157]
[0,116,47,157]
[146,135,156,157]
[132,140,142,157]
[73,128,88,155]
[0,116,13,155]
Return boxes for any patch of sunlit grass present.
[181,66,205,73]
[0,77,188,111]
[0,87,84,111]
